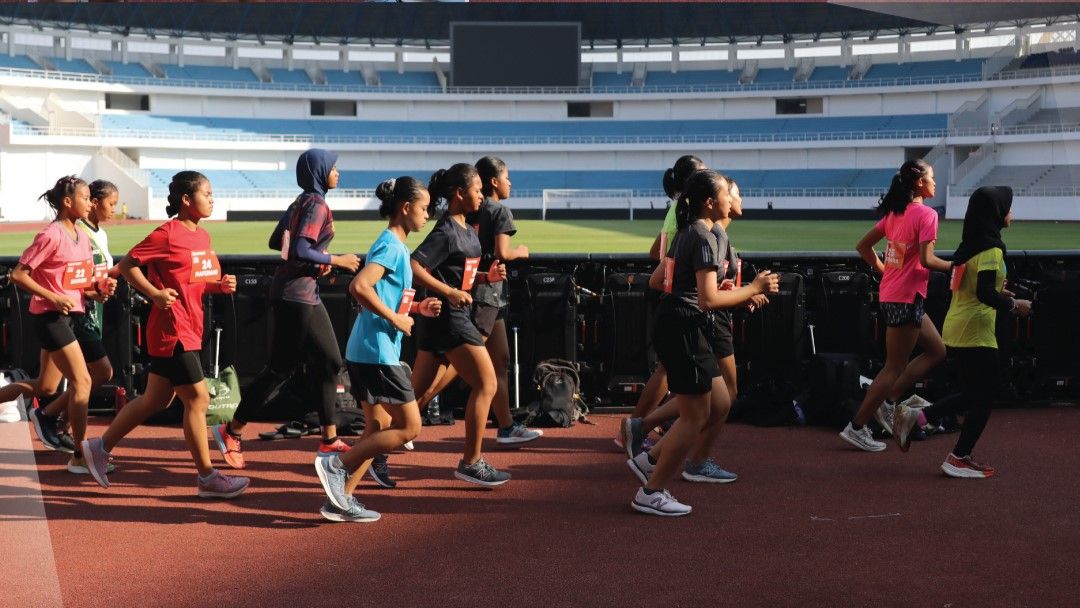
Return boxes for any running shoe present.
[627,450,655,485]
[319,497,381,523]
[454,458,511,487]
[631,487,692,517]
[682,458,738,483]
[315,454,351,510]
[369,454,396,489]
[80,437,113,488]
[317,438,351,457]
[29,407,67,452]
[196,470,250,499]
[839,422,886,452]
[941,453,995,479]
[496,422,543,445]
[874,400,896,436]
[892,404,920,452]
[211,423,245,469]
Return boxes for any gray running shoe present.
[315,454,351,510]
[682,458,738,483]
[320,497,381,523]
[454,458,511,487]
[839,422,886,452]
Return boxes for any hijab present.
[952,185,1012,265]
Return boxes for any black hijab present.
[952,186,1013,265]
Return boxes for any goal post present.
[540,189,635,220]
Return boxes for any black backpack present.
[526,359,588,428]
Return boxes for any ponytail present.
[675,170,727,231]
[876,159,931,217]
[38,175,87,218]
[663,155,706,199]
[166,171,207,218]
[427,163,478,210]
[375,176,426,218]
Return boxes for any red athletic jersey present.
[127,220,221,357]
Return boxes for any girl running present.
[632,170,777,516]
[413,156,541,445]
[314,176,440,522]
[15,176,111,472]
[17,180,120,459]
[892,186,1029,477]
[81,171,249,499]
[623,178,768,485]
[618,155,707,450]
[213,149,360,468]
[410,163,511,486]
[841,159,951,452]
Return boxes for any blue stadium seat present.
[0,54,40,70]
[378,70,439,87]
[47,57,96,74]
[103,61,152,78]
[592,72,633,87]
[645,70,741,87]
[323,70,365,85]
[268,68,313,85]
[754,68,795,84]
[807,66,850,82]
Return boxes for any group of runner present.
[7,150,1026,521]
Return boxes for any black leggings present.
[233,300,342,427]
[922,347,997,458]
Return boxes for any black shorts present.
[881,294,926,328]
[33,312,78,352]
[77,338,108,364]
[652,310,721,395]
[707,312,735,359]
[417,306,485,354]
[347,361,416,406]
[148,345,204,387]
[471,303,506,338]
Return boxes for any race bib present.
[949,263,967,291]
[662,257,675,294]
[280,229,291,261]
[93,262,109,282]
[884,240,907,270]
[190,250,222,283]
[62,259,95,290]
[461,257,480,291]
[397,288,416,315]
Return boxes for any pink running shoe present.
[317,438,351,456]
[211,423,245,469]
[197,470,250,499]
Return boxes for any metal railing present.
[954,186,1080,197]
[3,61,1080,96]
[10,123,950,145]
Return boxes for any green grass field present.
[2,219,1079,257]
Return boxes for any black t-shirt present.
[412,213,483,301]
[710,222,739,323]
[466,198,517,308]
[667,219,721,312]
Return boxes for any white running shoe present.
[631,487,692,517]
[874,400,896,436]
[627,451,655,485]
[839,422,886,452]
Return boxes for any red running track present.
[2,409,1078,608]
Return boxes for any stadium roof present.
[1,2,1078,46]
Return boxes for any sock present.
[226,424,242,439]
[884,399,896,407]
[851,422,864,431]
[322,436,339,445]
[642,487,660,495]
[199,470,218,483]
[916,411,928,427]
[647,453,658,466]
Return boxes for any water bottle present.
[427,395,440,419]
